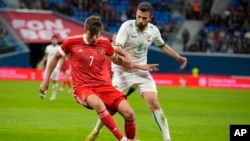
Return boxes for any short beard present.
[138,24,146,31]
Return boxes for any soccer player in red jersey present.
[39,16,158,141]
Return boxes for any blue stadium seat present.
[0,0,6,8]
[231,0,238,7]
[109,26,119,33]
[205,25,216,32]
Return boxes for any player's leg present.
[85,119,103,141]
[143,92,171,141]
[116,99,136,140]
[85,99,137,141]
[77,90,128,141]
[137,73,171,141]
[87,95,124,140]
[65,70,73,93]
[50,70,59,100]
[59,71,66,91]
[85,69,133,141]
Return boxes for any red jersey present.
[104,56,112,78]
[61,56,71,72]
[60,34,114,89]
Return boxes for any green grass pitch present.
[0,80,249,141]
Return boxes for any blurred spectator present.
[19,0,27,9]
[0,26,7,47]
[185,2,193,19]
[192,67,199,77]
[192,0,201,20]
[182,28,190,50]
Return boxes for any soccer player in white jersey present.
[40,35,62,100]
[85,2,187,141]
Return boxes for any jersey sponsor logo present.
[97,47,104,55]
[78,48,83,52]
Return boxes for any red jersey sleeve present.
[101,37,114,57]
[60,37,72,55]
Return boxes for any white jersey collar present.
[83,34,89,44]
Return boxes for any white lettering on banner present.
[154,80,173,85]
[27,20,44,30]
[208,78,236,87]
[20,29,38,39]
[38,30,54,40]
[199,77,207,87]
[0,70,28,79]
[20,29,71,40]
[12,20,25,28]
[44,19,64,29]
[53,29,70,38]
[38,29,70,40]
[11,19,71,41]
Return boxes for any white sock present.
[94,119,104,133]
[120,137,127,141]
[153,109,171,141]
[51,83,58,97]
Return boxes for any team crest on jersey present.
[147,35,152,41]
[97,47,104,55]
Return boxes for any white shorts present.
[112,68,157,95]
[43,68,60,81]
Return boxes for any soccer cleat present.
[40,94,45,99]
[85,130,99,141]
[49,95,56,100]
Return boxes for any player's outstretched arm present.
[110,53,159,71]
[133,64,159,71]
[39,51,62,95]
[160,44,187,69]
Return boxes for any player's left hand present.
[178,56,187,69]
[141,64,159,71]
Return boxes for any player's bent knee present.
[122,109,135,120]
[147,101,161,111]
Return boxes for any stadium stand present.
[1,0,249,55]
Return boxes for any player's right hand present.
[178,56,187,69]
[39,81,49,96]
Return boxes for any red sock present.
[98,110,123,140]
[67,81,72,88]
[62,81,66,88]
[125,119,136,139]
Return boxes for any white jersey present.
[112,20,165,94]
[113,20,165,69]
[45,44,61,70]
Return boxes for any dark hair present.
[84,16,103,34]
[51,35,58,39]
[137,2,153,15]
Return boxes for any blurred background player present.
[86,2,187,141]
[59,55,72,93]
[40,35,62,100]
